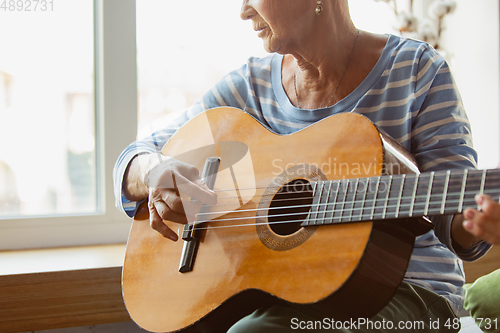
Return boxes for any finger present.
[148,201,179,241]
[162,193,203,216]
[149,186,188,223]
[462,211,489,245]
[156,188,201,221]
[153,199,189,224]
[176,162,201,181]
[150,161,199,189]
[463,207,500,245]
[476,194,500,220]
[173,171,217,205]
[145,164,175,189]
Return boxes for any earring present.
[315,0,323,15]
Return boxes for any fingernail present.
[168,234,178,242]
[463,220,473,230]
[465,210,474,219]
[475,194,484,205]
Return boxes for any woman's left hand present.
[463,194,500,245]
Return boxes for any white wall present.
[439,0,500,169]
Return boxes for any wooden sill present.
[0,244,131,333]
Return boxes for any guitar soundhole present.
[268,179,314,236]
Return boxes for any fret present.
[352,178,363,222]
[360,179,368,220]
[325,182,333,220]
[424,172,434,215]
[333,179,349,224]
[484,169,500,203]
[476,169,487,210]
[440,170,451,214]
[408,174,419,217]
[462,169,484,208]
[372,176,388,220]
[382,175,393,219]
[479,169,486,196]
[354,178,369,222]
[399,174,417,218]
[358,178,372,221]
[369,177,381,220]
[371,175,386,219]
[315,182,326,225]
[344,179,358,223]
[427,170,447,215]
[458,169,468,213]
[445,170,466,214]
[321,181,332,224]
[395,174,406,218]
[325,180,339,224]
[494,170,500,204]
[410,172,429,216]
[305,182,320,226]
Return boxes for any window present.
[0,0,136,250]
[0,1,95,216]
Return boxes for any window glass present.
[136,0,266,132]
[0,1,95,217]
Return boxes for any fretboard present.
[303,168,500,226]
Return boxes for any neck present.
[302,169,499,227]
[279,0,360,109]
[285,25,360,109]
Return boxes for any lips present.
[254,26,268,38]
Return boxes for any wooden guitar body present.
[122,107,431,333]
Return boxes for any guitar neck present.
[303,168,500,226]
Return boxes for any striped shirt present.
[113,34,490,313]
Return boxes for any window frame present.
[0,0,137,251]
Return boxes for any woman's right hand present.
[124,153,217,241]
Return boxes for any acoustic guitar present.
[122,107,496,333]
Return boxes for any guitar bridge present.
[179,157,219,273]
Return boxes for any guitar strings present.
[186,188,500,227]
[188,186,500,224]
[202,177,500,213]
[183,192,482,232]
[147,172,500,229]
[209,173,500,199]
[208,169,500,191]
[211,181,500,208]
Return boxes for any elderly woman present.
[114,0,500,332]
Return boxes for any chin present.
[262,44,274,53]
[262,41,280,54]
[260,35,280,54]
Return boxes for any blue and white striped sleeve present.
[409,46,490,260]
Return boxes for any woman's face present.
[240,0,314,54]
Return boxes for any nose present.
[240,0,255,21]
